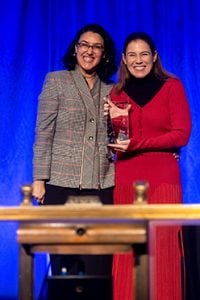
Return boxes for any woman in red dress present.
[106,32,192,300]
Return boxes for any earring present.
[103,57,109,64]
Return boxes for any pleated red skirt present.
[112,152,183,300]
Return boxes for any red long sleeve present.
[111,78,192,153]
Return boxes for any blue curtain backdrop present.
[0,0,199,298]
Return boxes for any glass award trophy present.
[115,102,130,141]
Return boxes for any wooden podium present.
[1,184,200,299]
[17,184,149,300]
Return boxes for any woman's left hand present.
[108,139,130,152]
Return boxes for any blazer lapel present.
[71,68,96,116]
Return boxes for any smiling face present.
[123,39,157,78]
[75,31,104,76]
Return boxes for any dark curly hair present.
[62,23,117,82]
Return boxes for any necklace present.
[84,73,96,79]
[84,73,97,90]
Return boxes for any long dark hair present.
[115,32,174,92]
[62,23,117,82]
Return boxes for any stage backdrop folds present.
[0,0,199,298]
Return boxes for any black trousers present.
[43,184,113,276]
[182,226,200,300]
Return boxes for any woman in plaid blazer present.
[32,24,117,276]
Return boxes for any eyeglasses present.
[77,41,104,53]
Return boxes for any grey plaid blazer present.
[33,68,115,189]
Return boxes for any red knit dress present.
[110,78,192,300]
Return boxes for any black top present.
[123,71,166,107]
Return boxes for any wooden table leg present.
[134,243,149,300]
[19,244,34,300]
